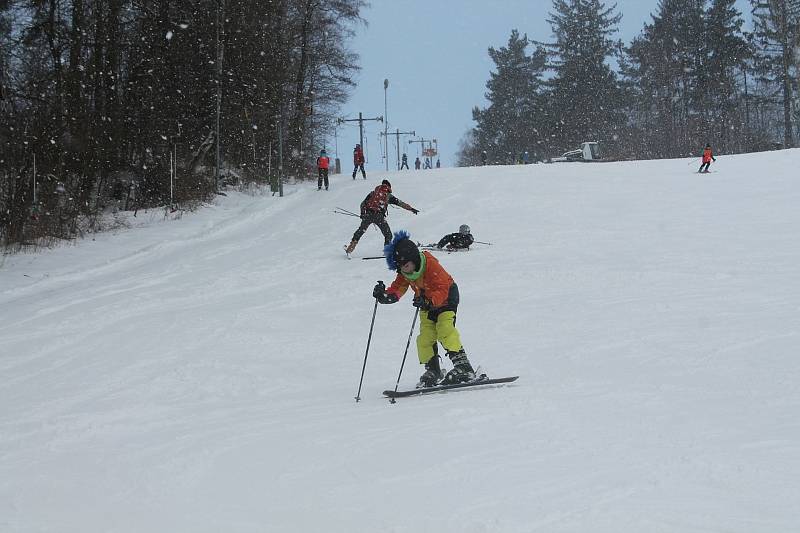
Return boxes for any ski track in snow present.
[1,151,799,532]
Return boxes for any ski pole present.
[388,306,420,404]
[355,281,383,402]
[334,209,360,218]
[336,206,360,216]
[474,240,493,245]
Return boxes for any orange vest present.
[702,148,713,163]
[317,156,329,169]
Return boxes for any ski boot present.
[416,356,443,388]
[344,240,357,254]
[442,349,475,384]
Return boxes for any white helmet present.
[459,224,470,234]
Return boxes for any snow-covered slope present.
[1,151,799,532]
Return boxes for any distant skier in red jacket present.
[352,144,366,179]
[317,149,330,190]
[699,143,716,173]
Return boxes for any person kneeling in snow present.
[372,231,477,388]
[436,224,474,250]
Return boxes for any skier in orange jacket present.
[372,231,477,388]
[699,143,716,173]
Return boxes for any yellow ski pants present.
[417,310,463,364]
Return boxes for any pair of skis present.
[383,374,519,399]
[419,245,471,253]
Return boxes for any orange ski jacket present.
[386,251,454,309]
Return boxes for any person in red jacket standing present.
[317,149,330,190]
[699,143,716,173]
[352,144,366,179]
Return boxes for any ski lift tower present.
[337,112,384,155]
[409,137,437,167]
[423,139,438,166]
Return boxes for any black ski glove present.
[412,294,432,310]
[409,207,419,215]
[373,281,398,304]
[372,281,385,299]
[377,292,398,304]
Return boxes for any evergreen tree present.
[542,0,626,155]
[704,0,750,152]
[468,30,546,164]
[750,0,798,147]
[624,0,709,157]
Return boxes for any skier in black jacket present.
[436,224,474,250]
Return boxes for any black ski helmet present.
[394,238,420,270]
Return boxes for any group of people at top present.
[401,153,440,170]
[316,144,441,191]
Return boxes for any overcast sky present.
[330,0,752,169]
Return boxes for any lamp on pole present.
[383,79,389,171]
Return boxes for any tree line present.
[0,0,365,247]
[458,0,800,166]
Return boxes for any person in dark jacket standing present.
[436,224,474,250]
[400,153,409,170]
[344,180,418,254]
[352,144,366,179]
[698,143,716,173]
[317,149,330,190]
